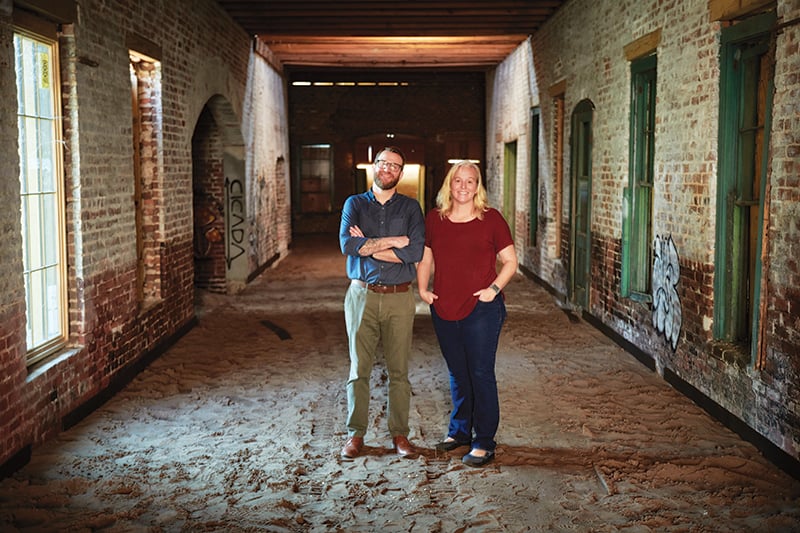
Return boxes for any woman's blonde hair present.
[436,160,489,219]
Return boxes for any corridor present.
[1,234,798,532]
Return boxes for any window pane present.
[20,198,29,268]
[18,116,28,193]
[42,194,58,265]
[45,266,61,339]
[26,268,45,346]
[37,48,54,118]
[39,119,56,192]
[24,194,43,269]
[22,116,41,193]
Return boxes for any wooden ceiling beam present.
[217,0,563,68]
[261,35,528,46]
[262,35,526,68]
[217,0,563,10]
[248,26,542,38]
[220,9,556,18]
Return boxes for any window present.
[15,28,67,364]
[298,144,333,213]
[130,47,164,305]
[503,141,517,239]
[714,11,775,358]
[550,82,566,258]
[622,54,657,301]
[529,107,541,246]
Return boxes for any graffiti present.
[225,177,246,269]
[652,234,682,351]
[538,185,547,227]
[193,193,223,258]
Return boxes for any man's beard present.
[374,173,400,190]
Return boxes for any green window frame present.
[503,141,517,239]
[621,54,657,301]
[15,27,68,364]
[529,107,541,246]
[713,11,775,356]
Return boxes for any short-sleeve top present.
[424,207,513,321]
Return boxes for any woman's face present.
[450,166,479,206]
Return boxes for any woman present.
[417,160,517,467]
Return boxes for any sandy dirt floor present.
[1,234,799,532]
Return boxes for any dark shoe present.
[393,435,415,457]
[462,449,495,467]
[341,436,363,458]
[435,438,470,452]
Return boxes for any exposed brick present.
[0,0,290,468]
[490,0,800,461]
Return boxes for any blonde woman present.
[417,161,517,467]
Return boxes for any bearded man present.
[338,146,425,459]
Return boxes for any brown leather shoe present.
[393,435,415,457]
[341,436,363,458]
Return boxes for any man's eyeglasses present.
[374,160,402,171]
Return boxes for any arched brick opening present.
[191,95,246,294]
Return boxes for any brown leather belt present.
[352,280,411,294]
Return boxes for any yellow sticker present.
[39,52,50,89]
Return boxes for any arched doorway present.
[191,95,247,294]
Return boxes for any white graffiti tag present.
[652,234,682,351]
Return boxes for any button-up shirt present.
[339,189,425,285]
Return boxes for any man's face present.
[373,152,404,190]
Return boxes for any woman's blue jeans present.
[430,297,506,452]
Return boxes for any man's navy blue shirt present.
[339,189,425,285]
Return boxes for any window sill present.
[26,347,82,383]
[709,341,751,368]
[628,291,652,304]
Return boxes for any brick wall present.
[764,0,800,453]
[0,0,290,469]
[0,5,28,467]
[489,0,800,461]
[246,59,291,268]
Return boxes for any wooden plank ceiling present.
[215,1,566,69]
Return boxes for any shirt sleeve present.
[392,199,426,264]
[424,209,437,248]
[339,195,367,256]
[490,208,514,252]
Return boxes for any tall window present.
[622,54,657,300]
[714,11,775,357]
[529,107,541,246]
[15,28,67,364]
[551,84,566,258]
[503,141,517,239]
[130,48,164,305]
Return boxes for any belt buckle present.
[361,281,408,293]
[368,282,391,293]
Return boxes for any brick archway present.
[191,95,246,294]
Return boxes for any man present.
[339,146,425,459]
